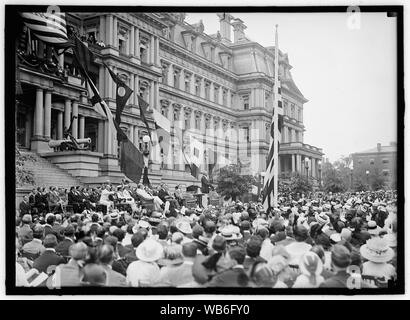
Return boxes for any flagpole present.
[273,24,279,208]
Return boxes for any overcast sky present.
[186,12,397,162]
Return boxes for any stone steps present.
[18,149,83,189]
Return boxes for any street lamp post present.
[304,158,309,179]
[350,169,353,190]
[318,160,322,188]
[366,170,370,190]
[142,135,151,186]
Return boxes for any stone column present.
[71,101,78,139]
[106,15,113,46]
[99,15,106,43]
[113,16,118,48]
[311,158,316,178]
[130,27,135,56]
[155,36,160,66]
[79,116,85,139]
[292,154,296,173]
[104,67,112,99]
[33,88,44,137]
[154,81,159,110]
[150,35,155,64]
[167,64,174,87]
[129,74,135,105]
[104,120,112,154]
[97,120,104,153]
[64,98,71,132]
[43,90,52,139]
[209,83,214,102]
[135,27,140,59]
[149,82,154,108]
[111,66,116,99]
[296,154,301,174]
[227,89,231,108]
[57,111,63,140]
[99,65,105,97]
[134,74,139,96]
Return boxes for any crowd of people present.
[16,181,398,289]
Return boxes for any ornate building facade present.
[16,12,323,188]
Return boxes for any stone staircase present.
[17,149,84,189]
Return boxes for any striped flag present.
[20,12,69,46]
[263,25,284,210]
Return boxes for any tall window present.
[225,136,229,158]
[161,64,168,84]
[185,75,190,92]
[222,89,227,106]
[205,82,210,100]
[243,95,249,110]
[195,116,201,130]
[291,104,295,118]
[195,78,201,96]
[118,39,125,54]
[214,86,219,103]
[173,70,180,89]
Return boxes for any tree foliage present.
[322,160,347,193]
[216,164,256,200]
[289,173,313,195]
[16,150,35,187]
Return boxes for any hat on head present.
[367,220,382,236]
[193,235,209,248]
[171,232,184,244]
[360,237,394,263]
[330,233,342,244]
[299,252,323,277]
[138,219,151,229]
[135,239,164,262]
[315,212,330,225]
[176,219,192,235]
[219,225,242,241]
[340,228,352,241]
[109,211,119,220]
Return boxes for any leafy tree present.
[370,169,386,191]
[353,178,368,192]
[15,149,35,187]
[216,164,256,200]
[322,164,347,193]
[289,173,313,195]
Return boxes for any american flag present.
[20,11,69,46]
[263,25,284,210]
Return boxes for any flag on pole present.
[20,12,70,47]
[103,62,133,123]
[71,36,144,184]
[103,61,133,141]
[136,96,152,143]
[263,25,284,210]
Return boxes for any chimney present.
[217,13,233,42]
[377,143,381,152]
[231,18,247,42]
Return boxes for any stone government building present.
[15,12,323,191]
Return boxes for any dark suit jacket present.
[33,250,66,273]
[201,176,210,194]
[207,267,250,287]
[19,201,31,216]
[56,238,74,257]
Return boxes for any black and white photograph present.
[4,2,405,297]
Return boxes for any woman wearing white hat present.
[360,237,396,280]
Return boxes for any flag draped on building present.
[71,35,144,184]
[263,25,284,210]
[20,12,70,47]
